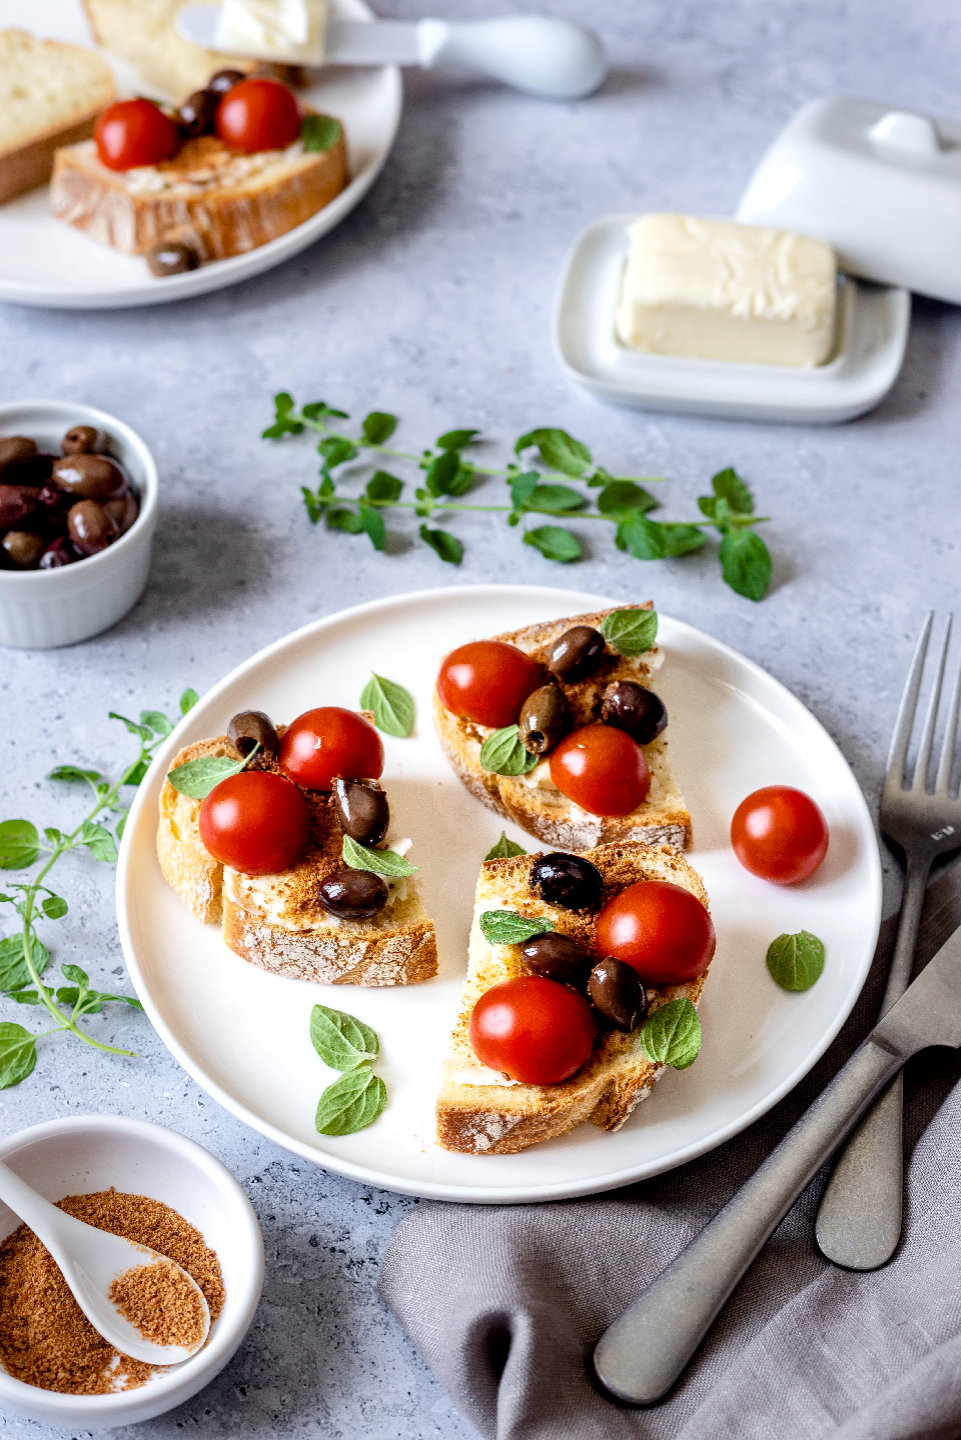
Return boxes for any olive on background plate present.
[333,777,390,847]
[601,681,667,745]
[318,868,389,920]
[530,852,603,911]
[588,957,647,1032]
[207,68,245,94]
[228,709,280,759]
[520,931,592,986]
[178,88,219,136]
[548,625,606,682]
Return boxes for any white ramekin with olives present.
[0,400,158,649]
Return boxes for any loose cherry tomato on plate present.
[469,975,597,1085]
[94,99,180,171]
[199,770,311,875]
[549,724,650,816]
[279,706,384,791]
[437,640,542,728]
[595,880,716,986]
[215,77,301,153]
[731,785,829,884]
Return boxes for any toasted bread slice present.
[50,119,348,260]
[0,30,115,206]
[157,736,437,986]
[81,0,250,101]
[433,604,691,851]
[436,841,709,1155]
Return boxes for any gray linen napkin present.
[380,863,961,1440]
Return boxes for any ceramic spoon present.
[0,1158,210,1366]
[176,7,608,99]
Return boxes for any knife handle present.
[418,18,608,100]
[593,1036,906,1406]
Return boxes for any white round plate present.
[117,584,881,1204]
[0,0,400,309]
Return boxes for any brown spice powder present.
[0,1189,225,1395]
[108,1259,207,1350]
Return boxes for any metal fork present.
[815,612,961,1270]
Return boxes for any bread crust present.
[436,841,709,1155]
[157,736,438,987]
[433,604,692,851]
[50,126,348,259]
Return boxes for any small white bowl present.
[0,399,158,648]
[0,1115,264,1429]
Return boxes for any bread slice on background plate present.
[433,603,692,852]
[0,30,115,205]
[81,0,250,101]
[157,736,437,987]
[51,118,348,260]
[436,841,710,1155]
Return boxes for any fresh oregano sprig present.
[0,690,199,1089]
[263,394,774,601]
[310,1002,388,1135]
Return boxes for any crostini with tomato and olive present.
[156,705,437,986]
[432,604,691,852]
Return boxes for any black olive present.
[67,499,117,556]
[102,492,140,536]
[178,88,219,136]
[601,681,667,745]
[61,425,106,456]
[38,537,76,569]
[520,932,592,986]
[207,68,246,94]
[518,684,571,755]
[548,625,607,682]
[147,241,200,278]
[1,531,44,569]
[588,958,647,1032]
[228,709,279,759]
[318,867,389,919]
[333,777,389,847]
[52,453,126,500]
[0,483,38,529]
[530,852,603,911]
[0,436,38,475]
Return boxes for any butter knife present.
[593,919,961,1406]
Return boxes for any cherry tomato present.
[549,724,651,816]
[437,640,543,728]
[595,880,716,986]
[279,706,384,791]
[94,99,180,171]
[731,785,829,884]
[215,77,301,154]
[469,976,597,1085]
[199,770,311,876]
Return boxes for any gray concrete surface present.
[1,0,959,1434]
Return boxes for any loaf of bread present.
[433,604,692,852]
[436,841,711,1155]
[157,736,438,987]
[50,118,348,259]
[0,30,115,206]
[81,0,246,100]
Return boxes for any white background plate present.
[117,585,881,1203]
[554,213,911,423]
[0,0,400,309]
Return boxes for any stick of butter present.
[615,214,837,368]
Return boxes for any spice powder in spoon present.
[0,1188,225,1394]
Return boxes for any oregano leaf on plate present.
[166,753,249,799]
[342,835,418,877]
[600,608,658,656]
[310,1003,379,1070]
[360,673,415,738]
[479,725,540,777]
[315,1065,387,1135]
[484,833,527,861]
[301,114,342,152]
[766,931,825,992]
[480,910,555,946]
[640,997,702,1070]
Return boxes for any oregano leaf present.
[360,673,415,738]
[310,1003,379,1070]
[599,608,658,656]
[484,832,527,861]
[342,835,418,877]
[480,911,555,945]
[479,725,539,776]
[766,931,825,992]
[315,1066,387,1135]
[640,998,702,1070]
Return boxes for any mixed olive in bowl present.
[0,425,139,572]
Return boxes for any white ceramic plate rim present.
[0,0,401,310]
[117,584,882,1203]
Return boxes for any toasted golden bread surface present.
[436,841,709,1155]
[433,604,692,851]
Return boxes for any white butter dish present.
[554,213,910,424]
[737,96,961,305]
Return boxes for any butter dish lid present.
[735,95,961,305]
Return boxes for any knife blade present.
[593,920,961,1407]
